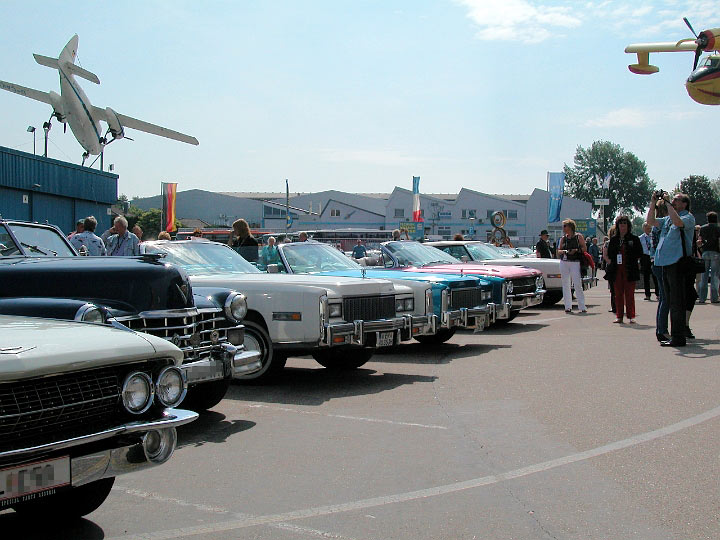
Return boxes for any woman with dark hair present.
[607,216,643,323]
[230,218,259,262]
[556,219,587,313]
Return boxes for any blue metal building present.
[0,145,117,234]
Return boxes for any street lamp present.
[27,126,36,155]
[42,121,51,157]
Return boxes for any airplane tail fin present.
[33,53,100,84]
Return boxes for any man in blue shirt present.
[647,192,695,347]
[106,216,141,256]
[351,240,367,259]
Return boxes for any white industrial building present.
[133,186,593,245]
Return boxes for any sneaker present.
[565,309,572,314]
[685,328,695,339]
[629,318,636,323]
[613,318,622,323]
[712,300,720,304]
[656,333,670,342]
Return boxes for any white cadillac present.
[0,315,197,519]
[141,240,434,381]
[427,240,596,306]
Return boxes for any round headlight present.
[142,428,177,464]
[506,280,514,294]
[536,276,545,289]
[224,292,248,322]
[75,303,105,324]
[121,372,154,415]
[156,366,186,408]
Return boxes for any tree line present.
[563,140,719,231]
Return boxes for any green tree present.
[676,175,720,225]
[135,208,181,239]
[563,141,656,232]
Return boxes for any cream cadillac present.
[0,316,197,519]
[141,240,434,381]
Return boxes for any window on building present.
[461,209,476,219]
[394,208,405,218]
[437,226,451,239]
[486,209,495,219]
[508,230,518,237]
[330,209,340,217]
[507,210,518,220]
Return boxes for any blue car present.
[271,242,496,344]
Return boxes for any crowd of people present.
[67,215,142,256]
[533,191,718,347]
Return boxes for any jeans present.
[697,250,720,302]
[560,259,586,311]
[653,265,668,335]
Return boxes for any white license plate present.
[376,331,395,347]
[0,456,70,507]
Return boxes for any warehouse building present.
[0,146,117,234]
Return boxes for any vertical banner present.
[547,172,565,223]
[162,182,178,232]
[412,176,423,222]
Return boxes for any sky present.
[0,1,717,199]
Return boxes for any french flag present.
[412,176,423,222]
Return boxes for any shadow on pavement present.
[374,341,511,363]
[227,368,437,406]
[0,514,104,540]
[177,411,255,448]
[669,339,720,358]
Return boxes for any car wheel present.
[541,290,563,306]
[414,328,457,345]
[235,320,285,383]
[312,348,373,369]
[12,477,115,519]
[495,310,519,324]
[182,378,231,411]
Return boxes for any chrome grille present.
[123,310,238,362]
[343,296,395,322]
[0,365,128,453]
[450,288,484,309]
[510,277,536,295]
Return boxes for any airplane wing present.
[625,41,698,54]
[0,80,52,104]
[92,105,199,146]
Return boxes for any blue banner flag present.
[547,172,565,223]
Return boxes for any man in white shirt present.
[639,222,659,300]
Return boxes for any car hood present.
[189,272,404,297]
[470,258,561,272]
[0,315,183,381]
[357,269,489,288]
[406,264,540,279]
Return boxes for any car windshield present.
[4,223,75,257]
[385,241,460,267]
[464,242,504,261]
[281,243,361,273]
[143,241,261,275]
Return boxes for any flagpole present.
[160,182,164,237]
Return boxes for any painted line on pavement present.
[108,403,720,540]
[242,403,448,430]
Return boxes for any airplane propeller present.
[679,17,709,70]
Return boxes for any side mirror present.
[267,264,280,274]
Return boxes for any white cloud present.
[454,0,582,44]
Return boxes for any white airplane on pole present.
[0,35,198,164]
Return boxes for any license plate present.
[0,456,70,508]
[376,331,395,347]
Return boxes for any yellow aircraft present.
[625,18,720,105]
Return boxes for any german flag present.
[162,182,178,232]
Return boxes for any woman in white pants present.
[556,219,587,313]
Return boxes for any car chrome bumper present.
[441,305,494,331]
[324,315,425,347]
[183,343,262,383]
[490,301,513,320]
[508,289,545,310]
[0,409,198,464]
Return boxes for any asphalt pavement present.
[4,286,720,540]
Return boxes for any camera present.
[653,189,666,200]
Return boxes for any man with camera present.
[647,190,695,347]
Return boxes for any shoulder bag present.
[680,228,705,275]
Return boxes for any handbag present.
[680,229,705,274]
